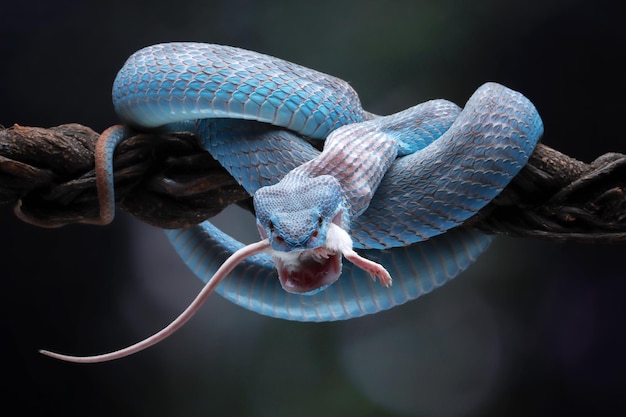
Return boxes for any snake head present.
[254,175,351,295]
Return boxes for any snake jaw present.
[269,213,350,295]
[272,249,342,295]
[271,216,354,295]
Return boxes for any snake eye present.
[268,220,274,232]
[310,215,324,239]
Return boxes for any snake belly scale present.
[115,42,543,320]
[39,42,544,363]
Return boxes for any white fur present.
[270,249,302,272]
[269,223,353,272]
[324,223,354,254]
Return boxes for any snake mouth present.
[273,247,342,295]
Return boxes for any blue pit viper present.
[39,42,543,362]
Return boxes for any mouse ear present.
[39,238,271,363]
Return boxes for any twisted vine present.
[1,123,624,243]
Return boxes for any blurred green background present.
[2,0,624,416]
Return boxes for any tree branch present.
[2,123,624,242]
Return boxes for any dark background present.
[2,1,625,416]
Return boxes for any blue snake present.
[40,42,543,362]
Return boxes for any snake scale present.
[40,42,543,362]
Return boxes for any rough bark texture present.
[1,123,624,242]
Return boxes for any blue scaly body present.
[39,42,543,362]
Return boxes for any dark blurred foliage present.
[1,1,624,416]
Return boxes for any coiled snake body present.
[41,42,543,362]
